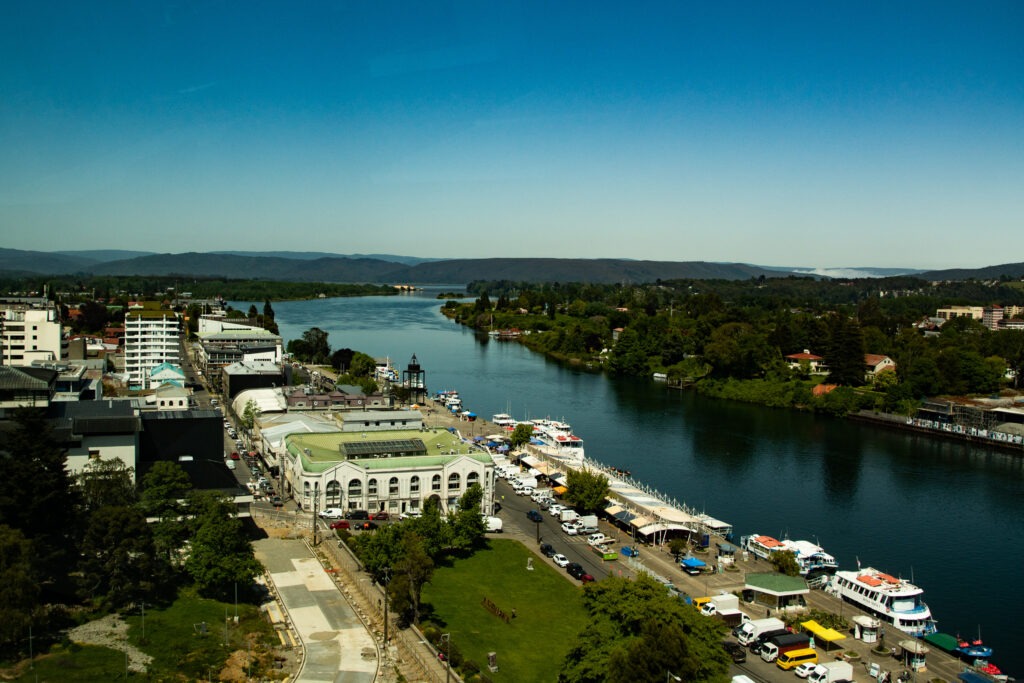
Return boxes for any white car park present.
[552,553,570,568]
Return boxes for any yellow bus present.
[776,648,818,670]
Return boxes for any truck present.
[560,509,581,523]
[806,661,853,683]
[577,514,599,533]
[759,633,811,662]
[736,617,785,646]
[485,516,503,532]
[700,593,739,616]
[715,609,751,628]
[590,544,618,561]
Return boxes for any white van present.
[226,459,236,470]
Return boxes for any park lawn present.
[421,538,590,681]
[7,643,126,682]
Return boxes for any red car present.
[580,573,596,584]
[372,511,390,520]
[230,452,240,460]
[329,520,350,530]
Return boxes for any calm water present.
[237,292,1024,674]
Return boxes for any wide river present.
[235,291,1024,675]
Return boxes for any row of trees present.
[446,277,1024,412]
[0,410,261,659]
[285,327,381,394]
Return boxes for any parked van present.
[776,648,818,670]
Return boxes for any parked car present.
[372,511,390,520]
[579,573,596,584]
[399,509,422,520]
[230,451,240,460]
[355,521,378,531]
[319,508,345,519]
[540,543,556,557]
[793,662,817,678]
[552,553,570,568]
[723,641,747,664]
[345,509,370,520]
[329,520,350,530]
[586,533,609,546]
[566,562,585,579]
[270,496,283,508]
[548,504,565,517]
[526,509,544,523]
[561,521,581,535]
[226,459,236,470]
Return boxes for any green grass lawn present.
[420,538,590,681]
[8,589,280,682]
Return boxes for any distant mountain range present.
[1,248,1021,285]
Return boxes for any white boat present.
[491,413,517,429]
[825,567,936,636]
[529,419,585,463]
[743,535,838,576]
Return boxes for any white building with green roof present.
[284,426,495,517]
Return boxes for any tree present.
[240,399,259,432]
[184,491,262,600]
[559,574,729,683]
[395,533,434,625]
[826,315,865,386]
[0,409,81,597]
[769,550,801,577]
[79,506,157,609]
[448,484,487,552]
[77,458,137,513]
[564,469,610,513]
[509,423,534,449]
[0,525,40,656]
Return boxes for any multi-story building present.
[124,306,181,390]
[935,305,984,321]
[1,296,64,366]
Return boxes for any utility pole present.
[312,481,320,545]
[383,567,391,645]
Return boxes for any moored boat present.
[825,567,936,636]
[491,413,517,429]
[742,535,838,576]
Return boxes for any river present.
[235,291,1024,675]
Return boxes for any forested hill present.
[3,249,798,283]
[919,262,1024,281]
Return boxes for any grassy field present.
[7,589,281,682]
[420,538,590,681]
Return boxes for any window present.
[410,476,420,494]
[467,472,480,487]
[368,478,378,496]
[326,480,341,505]
[448,473,461,490]
[431,474,441,492]
[389,477,399,495]
[348,479,362,497]
[303,481,311,497]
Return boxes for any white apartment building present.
[124,308,181,390]
[1,297,63,366]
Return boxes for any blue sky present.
[1,2,1021,269]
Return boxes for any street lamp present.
[441,633,451,683]
[667,672,681,682]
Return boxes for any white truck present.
[736,617,786,645]
[807,661,853,683]
[559,509,580,523]
[485,516,503,533]
[700,593,740,616]
[577,514,599,533]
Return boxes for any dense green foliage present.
[444,276,1024,413]
[559,573,730,683]
[564,469,611,513]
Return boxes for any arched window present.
[303,481,311,497]
[326,480,341,505]
[348,479,362,497]
[431,474,441,492]
[447,473,461,490]
[389,477,399,495]
[467,472,480,487]
[410,476,421,494]
[368,478,378,496]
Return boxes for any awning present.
[521,454,541,467]
[681,557,706,569]
[549,473,566,485]
[800,620,846,642]
[604,504,625,516]
[638,522,696,536]
[553,485,568,495]
[612,509,638,524]
[899,640,929,655]
[629,515,654,528]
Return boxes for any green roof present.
[744,573,808,595]
[286,428,493,473]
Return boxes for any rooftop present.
[286,427,492,473]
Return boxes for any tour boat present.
[491,413,517,429]
[743,536,838,576]
[528,418,585,463]
[826,567,936,636]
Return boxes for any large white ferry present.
[529,418,585,463]
[826,567,937,636]
[743,535,838,576]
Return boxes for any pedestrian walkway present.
[255,538,378,683]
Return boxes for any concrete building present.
[124,307,181,390]
[221,360,285,400]
[0,365,57,413]
[1,296,64,367]
[935,305,984,321]
[282,426,495,517]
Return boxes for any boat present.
[491,413,517,429]
[742,536,838,576]
[825,567,936,636]
[528,418,585,463]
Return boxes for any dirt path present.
[66,613,153,673]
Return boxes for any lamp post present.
[382,568,391,645]
[441,632,451,683]
[667,672,681,682]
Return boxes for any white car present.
[552,553,570,568]
[561,521,581,535]
[548,504,565,517]
[793,663,818,679]
[587,533,609,546]
[319,508,345,519]
[399,509,423,520]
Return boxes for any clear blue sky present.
[2,2,1021,269]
